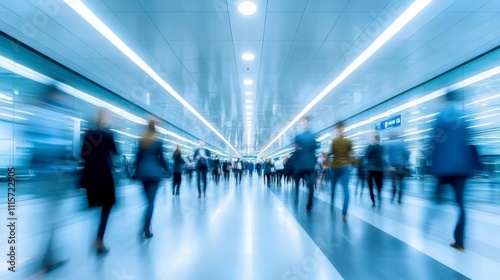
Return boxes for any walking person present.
[222,160,230,182]
[80,109,118,253]
[427,89,481,251]
[185,157,195,184]
[132,120,169,239]
[172,145,185,196]
[194,141,211,198]
[330,122,353,221]
[365,133,385,207]
[355,155,366,197]
[294,117,318,212]
[213,155,221,185]
[26,85,72,273]
[264,158,273,186]
[386,132,410,204]
[234,158,243,184]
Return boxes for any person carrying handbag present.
[132,120,169,239]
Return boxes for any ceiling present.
[0,0,499,156]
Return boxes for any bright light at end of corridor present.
[238,1,257,15]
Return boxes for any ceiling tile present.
[168,40,235,59]
[113,12,164,41]
[267,0,308,12]
[305,0,349,12]
[103,0,143,12]
[294,12,341,41]
[264,13,302,40]
[327,12,377,41]
[261,40,293,60]
[287,40,323,60]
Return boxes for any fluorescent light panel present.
[258,0,433,157]
[64,0,240,157]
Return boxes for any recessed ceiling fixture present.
[258,0,433,157]
[243,79,253,85]
[244,91,253,95]
[63,0,240,157]
[246,105,253,109]
[238,1,257,15]
[246,112,253,115]
[245,99,253,103]
[242,53,255,61]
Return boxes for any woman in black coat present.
[80,110,117,254]
[172,145,185,196]
[133,120,169,239]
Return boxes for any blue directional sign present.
[377,115,402,131]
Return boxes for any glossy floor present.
[0,175,499,279]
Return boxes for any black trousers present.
[223,170,230,181]
[265,173,271,185]
[97,204,112,239]
[235,170,242,183]
[437,176,467,247]
[142,180,159,229]
[197,169,208,194]
[367,170,383,205]
[296,170,315,210]
[173,172,182,194]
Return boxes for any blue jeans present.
[330,166,351,216]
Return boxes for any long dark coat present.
[80,129,117,207]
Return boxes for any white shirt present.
[274,159,284,170]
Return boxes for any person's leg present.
[305,172,315,211]
[330,168,338,205]
[144,181,159,237]
[391,170,397,202]
[398,175,404,203]
[197,170,202,197]
[340,167,350,218]
[367,171,375,206]
[202,169,208,195]
[375,171,383,206]
[172,174,177,195]
[96,204,112,252]
[451,177,466,248]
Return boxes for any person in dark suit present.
[194,141,211,198]
[133,120,169,239]
[80,109,117,253]
[294,116,318,212]
[427,89,481,251]
[172,145,185,196]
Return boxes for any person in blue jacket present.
[427,89,481,251]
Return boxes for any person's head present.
[300,116,310,130]
[97,108,111,129]
[175,144,180,153]
[215,155,218,158]
[141,119,157,148]
[372,132,380,143]
[336,122,345,134]
[199,140,205,148]
[444,88,464,103]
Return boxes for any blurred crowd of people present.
[18,87,481,277]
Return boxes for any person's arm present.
[108,131,118,155]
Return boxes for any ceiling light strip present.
[258,0,432,156]
[64,0,240,157]
[0,55,230,156]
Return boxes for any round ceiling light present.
[243,79,253,85]
[246,105,253,109]
[244,91,253,95]
[238,1,257,15]
[245,99,253,103]
[242,53,255,61]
